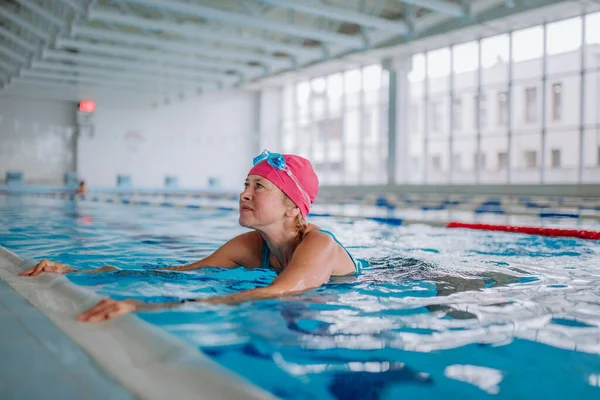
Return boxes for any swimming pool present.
[1,194,600,399]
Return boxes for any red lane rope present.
[446,222,600,240]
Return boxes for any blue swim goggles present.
[252,150,311,206]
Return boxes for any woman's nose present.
[240,188,251,200]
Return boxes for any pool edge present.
[0,246,276,400]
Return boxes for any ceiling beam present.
[396,0,465,18]
[16,0,66,29]
[0,59,18,74]
[41,49,240,83]
[30,60,223,88]
[256,0,409,34]
[52,0,85,16]
[0,7,51,43]
[49,41,263,76]
[17,70,173,94]
[0,25,39,53]
[0,44,29,65]
[55,36,287,71]
[87,8,321,58]
[119,0,364,47]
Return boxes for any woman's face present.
[239,175,289,229]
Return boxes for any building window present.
[552,83,562,121]
[497,152,507,170]
[453,97,462,130]
[497,92,508,126]
[525,151,538,168]
[551,149,561,168]
[431,155,442,172]
[525,87,537,123]
[474,94,487,129]
[431,101,442,133]
[474,152,486,170]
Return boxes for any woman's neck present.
[259,226,302,267]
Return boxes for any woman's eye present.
[256,183,264,188]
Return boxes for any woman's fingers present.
[20,260,73,276]
[77,299,137,322]
[20,260,51,276]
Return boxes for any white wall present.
[0,96,76,184]
[78,90,259,190]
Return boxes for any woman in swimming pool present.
[21,150,364,322]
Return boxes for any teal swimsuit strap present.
[315,229,361,274]
[260,242,271,269]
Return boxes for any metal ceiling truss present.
[0,0,575,105]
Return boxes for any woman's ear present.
[285,205,300,218]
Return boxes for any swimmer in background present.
[75,180,87,195]
[21,151,366,322]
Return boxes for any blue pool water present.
[1,195,600,399]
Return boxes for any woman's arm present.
[21,232,261,277]
[20,260,118,276]
[155,231,261,271]
[77,233,339,322]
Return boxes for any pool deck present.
[0,246,275,400]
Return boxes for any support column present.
[383,56,412,185]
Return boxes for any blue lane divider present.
[367,217,403,226]
[539,212,579,219]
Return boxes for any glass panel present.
[343,109,360,146]
[511,133,542,183]
[482,34,509,85]
[327,73,343,118]
[585,12,600,69]
[585,70,599,128]
[512,26,543,81]
[344,146,360,184]
[407,128,424,184]
[344,69,362,110]
[480,136,508,183]
[454,41,479,91]
[427,138,449,183]
[282,120,295,154]
[451,137,477,184]
[296,80,310,118]
[282,84,294,121]
[427,48,451,93]
[362,145,386,184]
[363,64,382,91]
[582,129,600,183]
[409,53,425,83]
[546,76,579,127]
[513,81,542,128]
[547,17,582,75]
[544,127,579,183]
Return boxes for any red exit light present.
[79,100,96,113]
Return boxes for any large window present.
[497,92,508,126]
[282,64,389,185]
[279,12,600,186]
[524,87,537,123]
[551,83,562,121]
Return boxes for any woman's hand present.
[20,259,77,276]
[77,298,140,322]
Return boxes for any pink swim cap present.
[248,153,319,217]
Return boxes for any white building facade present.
[281,13,600,186]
